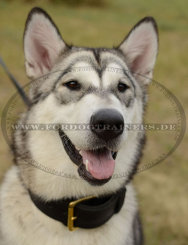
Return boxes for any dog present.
[0,7,158,245]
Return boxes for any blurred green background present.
[0,0,187,244]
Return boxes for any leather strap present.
[29,188,126,229]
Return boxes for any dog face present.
[17,8,158,195]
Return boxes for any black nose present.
[90,109,124,141]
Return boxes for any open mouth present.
[59,129,117,185]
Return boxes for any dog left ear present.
[24,7,68,79]
[118,17,158,84]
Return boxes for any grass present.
[0,0,188,244]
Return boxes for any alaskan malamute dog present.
[0,7,158,245]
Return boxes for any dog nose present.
[90,109,124,141]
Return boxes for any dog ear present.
[24,7,67,79]
[118,17,158,84]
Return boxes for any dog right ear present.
[24,7,67,79]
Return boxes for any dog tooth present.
[85,159,89,171]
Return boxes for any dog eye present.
[64,80,81,91]
[117,82,129,93]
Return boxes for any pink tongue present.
[80,150,115,180]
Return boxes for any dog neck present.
[28,187,126,231]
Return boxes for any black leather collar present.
[29,188,126,230]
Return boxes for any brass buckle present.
[67,195,96,231]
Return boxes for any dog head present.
[16,7,158,198]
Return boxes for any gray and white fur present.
[0,7,158,245]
